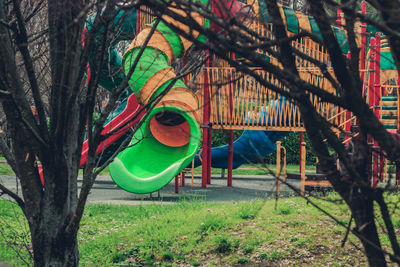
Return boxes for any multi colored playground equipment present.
[81,0,399,194]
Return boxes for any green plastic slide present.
[109,106,201,194]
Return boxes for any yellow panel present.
[162,6,204,51]
[138,67,176,105]
[296,12,311,33]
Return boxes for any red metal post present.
[206,56,213,185]
[367,37,376,184]
[175,175,179,193]
[398,76,400,131]
[374,33,381,119]
[368,38,376,110]
[374,33,381,185]
[367,34,381,187]
[136,8,141,33]
[360,1,367,85]
[345,52,352,144]
[336,8,342,26]
[202,67,210,188]
[202,52,212,188]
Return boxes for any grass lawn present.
[1,193,400,266]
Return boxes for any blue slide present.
[193,130,289,169]
[193,98,292,169]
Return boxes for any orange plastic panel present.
[149,116,191,147]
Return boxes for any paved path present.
[0,175,302,205]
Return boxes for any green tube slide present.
[109,106,201,194]
[109,10,204,194]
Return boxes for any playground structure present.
[81,0,400,195]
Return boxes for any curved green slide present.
[109,106,201,194]
[108,0,213,194]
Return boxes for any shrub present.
[237,257,250,264]
[161,251,174,261]
[264,132,316,165]
[278,206,292,215]
[243,245,254,254]
[237,201,262,219]
[211,130,243,147]
[214,234,232,253]
[199,215,226,233]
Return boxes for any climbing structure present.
[82,0,399,193]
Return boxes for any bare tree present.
[0,0,154,265]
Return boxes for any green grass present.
[2,194,400,266]
[0,164,14,175]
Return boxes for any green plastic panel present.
[283,6,299,34]
[381,52,396,70]
[156,21,184,59]
[122,47,170,94]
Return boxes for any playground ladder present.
[380,96,398,132]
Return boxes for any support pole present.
[276,141,281,197]
[397,75,400,186]
[206,55,213,185]
[368,37,376,184]
[136,8,141,33]
[228,130,233,187]
[396,161,400,186]
[360,1,367,85]
[207,127,212,184]
[396,75,400,185]
[175,175,179,193]
[227,66,234,187]
[202,63,210,188]
[191,158,195,187]
[345,52,352,144]
[373,33,381,187]
[299,132,303,173]
[300,142,306,196]
[336,8,342,26]
[180,172,185,187]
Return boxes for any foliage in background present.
[264,132,316,165]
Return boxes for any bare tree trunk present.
[31,222,78,267]
[350,194,387,267]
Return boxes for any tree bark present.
[350,193,387,267]
[31,220,79,267]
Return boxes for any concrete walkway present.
[0,174,302,205]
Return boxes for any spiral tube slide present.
[110,106,201,193]
[109,2,208,194]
